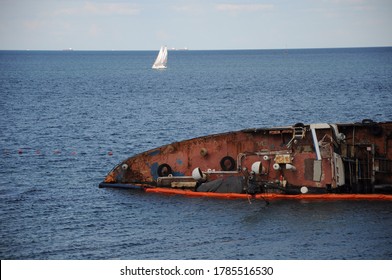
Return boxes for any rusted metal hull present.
[99,120,392,199]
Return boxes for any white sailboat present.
[152,46,168,69]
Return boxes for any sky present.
[0,0,391,50]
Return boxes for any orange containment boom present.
[145,187,392,201]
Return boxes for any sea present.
[0,48,392,260]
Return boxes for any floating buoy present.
[273,163,281,170]
[192,167,206,181]
[121,164,128,170]
[18,149,23,154]
[286,163,296,171]
[251,161,265,175]
[108,151,113,156]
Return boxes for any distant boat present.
[170,47,189,51]
[152,46,168,69]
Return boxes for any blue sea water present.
[0,48,392,260]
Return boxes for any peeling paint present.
[148,150,160,157]
[150,162,159,179]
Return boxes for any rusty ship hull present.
[99,120,392,200]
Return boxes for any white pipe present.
[311,127,322,160]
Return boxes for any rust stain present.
[274,154,292,164]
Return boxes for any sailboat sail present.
[152,46,168,69]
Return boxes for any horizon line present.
[1,45,391,52]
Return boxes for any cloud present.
[89,23,100,37]
[329,0,366,3]
[216,3,274,12]
[171,3,206,15]
[84,2,140,16]
[23,20,44,30]
[155,30,170,41]
[55,1,141,17]
[172,5,195,12]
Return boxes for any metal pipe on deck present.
[311,127,322,160]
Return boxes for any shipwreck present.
[99,120,392,200]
